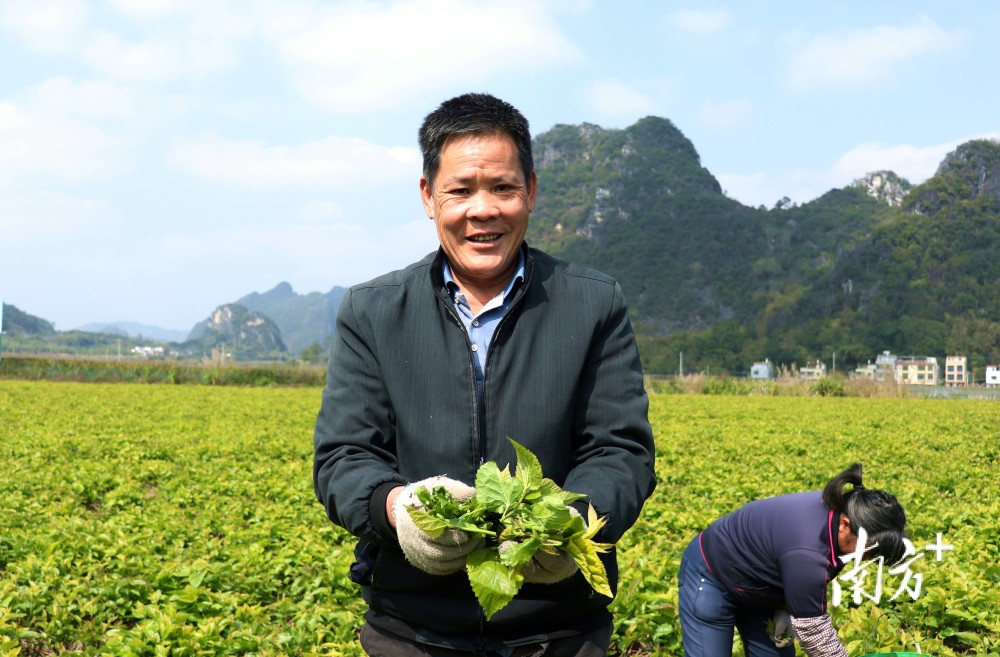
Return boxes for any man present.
[313,93,656,656]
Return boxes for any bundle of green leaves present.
[406,439,612,619]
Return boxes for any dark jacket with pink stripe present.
[698,491,846,617]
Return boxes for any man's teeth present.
[469,235,500,242]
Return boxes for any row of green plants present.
[0,355,926,400]
[0,356,325,387]
[2,382,997,655]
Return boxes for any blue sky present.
[2,0,998,333]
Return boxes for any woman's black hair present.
[823,463,907,565]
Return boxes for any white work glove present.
[519,546,579,583]
[503,507,581,584]
[771,609,794,648]
[393,476,483,575]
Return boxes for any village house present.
[750,358,775,380]
[944,355,970,386]
[798,360,827,381]
[895,356,939,386]
[986,365,1000,388]
[855,351,898,382]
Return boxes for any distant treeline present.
[0,356,326,387]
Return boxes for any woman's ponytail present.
[822,463,864,511]
[823,463,907,565]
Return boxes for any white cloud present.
[105,0,196,20]
[696,99,751,129]
[96,1,253,78]
[784,16,964,89]
[0,100,128,182]
[0,190,119,245]
[81,30,183,82]
[262,0,582,112]
[294,200,344,222]
[833,133,1000,185]
[717,170,832,209]
[833,142,956,186]
[718,132,1000,209]
[170,133,421,189]
[585,79,657,117]
[0,0,89,53]
[666,8,731,34]
[149,217,439,293]
[18,76,141,120]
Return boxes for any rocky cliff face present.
[528,116,772,332]
[235,282,345,354]
[908,139,1000,215]
[186,304,286,359]
[935,139,1000,200]
[852,170,912,206]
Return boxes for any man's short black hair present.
[418,93,533,187]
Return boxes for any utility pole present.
[832,352,836,374]
[679,351,684,377]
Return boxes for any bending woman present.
[678,463,906,657]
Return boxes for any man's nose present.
[467,191,501,220]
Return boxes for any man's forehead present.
[439,132,518,157]
[437,142,524,178]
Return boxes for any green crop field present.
[1,381,997,656]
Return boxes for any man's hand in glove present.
[392,476,484,575]
[502,507,582,584]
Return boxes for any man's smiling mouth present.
[468,234,501,243]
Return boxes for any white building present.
[874,351,898,382]
[854,362,878,379]
[750,359,775,380]
[131,345,165,358]
[986,365,1000,388]
[799,360,827,381]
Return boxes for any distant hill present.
[1,303,56,337]
[222,282,346,355]
[527,119,1000,374]
[782,139,1000,367]
[184,304,286,361]
[76,321,189,343]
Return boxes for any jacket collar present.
[429,242,533,304]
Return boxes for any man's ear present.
[420,177,434,219]
[526,171,537,212]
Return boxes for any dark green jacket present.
[313,245,656,650]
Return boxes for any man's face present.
[420,133,536,295]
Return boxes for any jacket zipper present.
[479,268,529,468]
[437,296,484,469]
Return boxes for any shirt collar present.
[443,249,526,303]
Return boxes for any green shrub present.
[811,377,846,397]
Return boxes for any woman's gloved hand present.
[771,609,793,648]
[393,476,483,575]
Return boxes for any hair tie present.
[854,484,865,491]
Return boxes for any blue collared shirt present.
[443,250,525,403]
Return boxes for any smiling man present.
[420,130,534,315]
[313,93,656,657]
